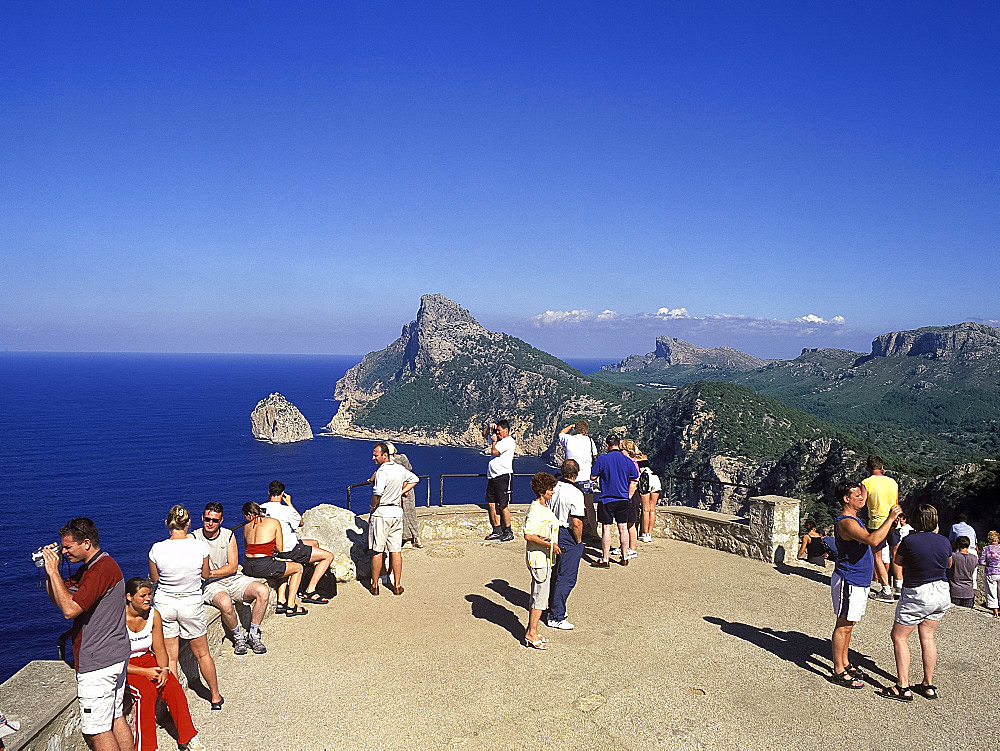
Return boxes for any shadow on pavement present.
[774,561,831,586]
[485,578,528,610]
[703,616,894,684]
[466,593,524,643]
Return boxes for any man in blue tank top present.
[828,479,901,689]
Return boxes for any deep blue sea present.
[0,352,608,682]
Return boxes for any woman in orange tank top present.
[241,502,306,616]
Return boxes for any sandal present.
[284,605,309,617]
[911,683,938,700]
[524,636,548,650]
[274,603,287,615]
[827,671,865,689]
[844,663,867,680]
[301,591,330,604]
[875,684,913,702]
[392,586,405,596]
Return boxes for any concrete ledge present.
[2,598,272,751]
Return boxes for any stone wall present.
[301,495,803,580]
[1,599,268,751]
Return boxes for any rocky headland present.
[325,294,652,454]
[250,392,313,443]
[603,336,772,373]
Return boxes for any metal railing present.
[341,471,758,511]
[346,475,432,509]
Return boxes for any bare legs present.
[302,540,334,593]
[370,551,403,594]
[164,634,222,705]
[641,492,659,536]
[487,503,511,530]
[601,522,629,564]
[85,716,136,751]
[831,616,856,674]
[274,562,303,608]
[525,606,543,643]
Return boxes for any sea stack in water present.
[251,393,313,443]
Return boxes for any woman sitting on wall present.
[241,501,306,617]
[797,520,828,566]
[125,577,207,751]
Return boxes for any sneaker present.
[639,533,652,542]
[484,530,502,541]
[500,530,514,542]
[627,549,638,559]
[610,547,622,557]
[184,736,207,751]
[248,634,267,654]
[232,638,248,656]
[547,618,575,630]
[893,589,902,600]
[869,590,894,602]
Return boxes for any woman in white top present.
[148,505,223,709]
[523,472,561,649]
[125,577,206,751]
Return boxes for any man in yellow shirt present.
[863,455,899,602]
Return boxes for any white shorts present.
[77,660,127,735]
[881,545,891,565]
[203,574,257,606]
[155,591,208,639]
[369,507,403,553]
[895,580,951,626]
[831,571,870,622]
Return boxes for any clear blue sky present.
[2,2,997,359]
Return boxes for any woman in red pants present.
[125,577,207,751]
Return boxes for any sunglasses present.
[203,517,222,524]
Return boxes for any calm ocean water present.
[0,352,607,682]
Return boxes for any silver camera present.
[32,543,59,568]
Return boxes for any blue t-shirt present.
[591,450,638,501]
[898,531,952,588]
[834,514,874,587]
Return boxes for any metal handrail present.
[341,469,756,510]
[346,475,432,509]
[438,472,539,507]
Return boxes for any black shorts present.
[276,540,312,565]
[485,474,512,509]
[242,556,287,579]
[597,499,629,525]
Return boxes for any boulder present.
[300,504,370,581]
[250,393,313,443]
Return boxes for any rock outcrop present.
[326,294,650,454]
[862,321,1000,363]
[250,393,313,443]
[300,504,369,581]
[604,336,770,373]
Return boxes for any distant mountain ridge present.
[603,336,771,373]
[325,294,654,453]
[595,321,1000,465]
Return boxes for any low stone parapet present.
[1,597,270,751]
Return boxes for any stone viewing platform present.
[4,501,999,749]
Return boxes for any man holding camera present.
[41,518,134,751]
[484,419,516,542]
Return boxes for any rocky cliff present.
[251,393,313,443]
[863,321,1000,363]
[604,336,770,373]
[326,294,649,454]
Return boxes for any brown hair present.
[530,472,558,498]
[914,504,939,533]
[166,505,190,531]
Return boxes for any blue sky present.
[2,2,997,359]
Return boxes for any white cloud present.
[655,307,689,318]
[596,309,618,321]
[533,309,595,324]
[796,314,826,324]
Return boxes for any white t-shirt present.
[558,433,597,480]
[487,435,516,478]
[549,480,585,529]
[373,461,419,509]
[149,537,210,596]
[262,501,301,553]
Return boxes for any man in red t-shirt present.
[42,517,133,751]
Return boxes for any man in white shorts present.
[192,502,270,655]
[828,480,901,689]
[42,517,134,750]
[369,442,419,596]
